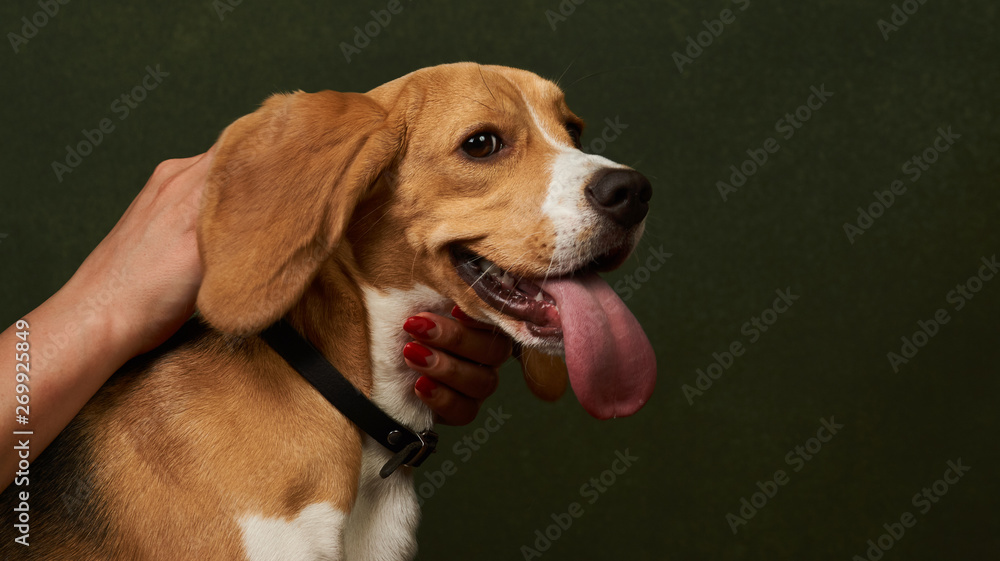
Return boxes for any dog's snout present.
[584,169,652,229]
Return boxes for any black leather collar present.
[260,319,438,478]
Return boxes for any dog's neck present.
[286,246,443,432]
[236,246,440,559]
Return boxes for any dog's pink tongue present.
[541,273,656,419]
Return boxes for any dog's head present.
[197,63,656,419]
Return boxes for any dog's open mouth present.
[450,246,562,337]
[450,243,657,420]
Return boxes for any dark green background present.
[2,0,997,559]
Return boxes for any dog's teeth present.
[518,280,539,296]
[500,272,516,288]
[534,291,544,302]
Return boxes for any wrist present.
[52,268,138,369]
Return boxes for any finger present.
[403,342,499,400]
[117,150,214,226]
[403,312,512,367]
[449,305,495,330]
[173,148,216,212]
[158,144,217,176]
[414,375,482,426]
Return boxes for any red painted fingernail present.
[404,342,434,368]
[415,375,438,396]
[403,316,437,338]
[451,305,471,321]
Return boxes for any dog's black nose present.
[584,169,652,229]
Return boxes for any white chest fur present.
[342,284,451,561]
[238,285,449,561]
[239,504,346,561]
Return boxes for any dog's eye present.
[462,132,504,158]
[566,123,583,149]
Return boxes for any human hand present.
[58,148,513,430]
[403,306,513,426]
[63,149,214,360]
[1,150,215,484]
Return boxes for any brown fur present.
[1,63,587,559]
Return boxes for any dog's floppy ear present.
[197,91,399,335]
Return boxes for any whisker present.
[354,202,393,239]
[554,59,577,88]
[461,94,498,113]
[410,248,420,281]
[569,69,616,87]
[568,65,645,88]
[478,64,498,104]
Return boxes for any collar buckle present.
[404,430,439,468]
[380,430,439,478]
[261,320,443,480]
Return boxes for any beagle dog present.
[2,63,656,560]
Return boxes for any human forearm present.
[0,147,514,491]
[1,277,136,489]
